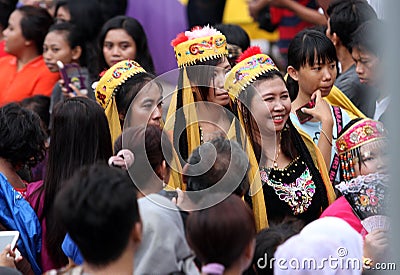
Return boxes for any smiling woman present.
[225,46,336,227]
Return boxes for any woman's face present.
[292,58,337,98]
[55,6,71,23]
[250,76,291,135]
[43,31,77,72]
[354,144,387,177]
[207,57,231,106]
[2,10,26,57]
[126,82,163,127]
[103,29,137,68]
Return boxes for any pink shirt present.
[320,196,367,237]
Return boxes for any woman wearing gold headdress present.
[95,60,182,190]
[166,26,236,163]
[225,47,336,226]
[95,60,162,145]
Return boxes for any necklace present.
[265,132,282,169]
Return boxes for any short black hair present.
[186,137,250,203]
[349,19,384,58]
[123,125,173,189]
[55,164,140,266]
[20,95,51,136]
[186,194,256,269]
[287,29,338,101]
[248,217,304,275]
[48,22,87,66]
[18,5,53,55]
[215,23,251,51]
[0,103,46,168]
[327,0,377,50]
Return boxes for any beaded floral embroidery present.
[260,166,316,215]
[336,173,389,219]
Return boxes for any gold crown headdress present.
[225,46,279,99]
[171,25,228,67]
[95,60,146,145]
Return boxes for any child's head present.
[287,29,338,101]
[336,118,387,180]
[43,22,85,72]
[186,194,256,274]
[0,103,46,169]
[248,217,304,275]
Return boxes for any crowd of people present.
[0,0,393,274]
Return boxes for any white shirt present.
[374,96,390,120]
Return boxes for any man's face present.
[352,47,381,87]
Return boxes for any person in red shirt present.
[0,5,59,106]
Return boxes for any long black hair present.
[97,15,155,75]
[238,71,330,211]
[173,56,235,163]
[32,97,113,268]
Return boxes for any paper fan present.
[336,173,389,220]
[361,215,391,233]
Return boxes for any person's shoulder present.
[0,266,23,275]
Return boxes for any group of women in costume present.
[96,25,387,230]
[0,13,388,273]
[92,25,388,274]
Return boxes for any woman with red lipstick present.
[225,47,336,226]
[286,29,352,186]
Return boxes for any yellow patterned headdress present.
[223,47,283,230]
[95,60,146,145]
[171,25,228,67]
[225,46,279,99]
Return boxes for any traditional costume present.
[165,26,231,161]
[225,47,336,227]
[95,60,146,145]
[95,59,182,189]
[321,118,388,234]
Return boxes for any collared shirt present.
[0,55,59,106]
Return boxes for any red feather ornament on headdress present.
[171,32,189,47]
[236,46,263,63]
